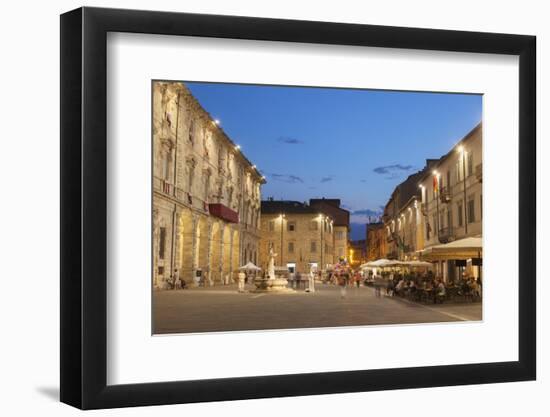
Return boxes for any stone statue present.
[308,264,316,293]
[268,246,277,280]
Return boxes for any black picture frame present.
[60,6,536,410]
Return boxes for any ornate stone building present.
[309,199,350,261]
[382,162,436,260]
[365,222,387,261]
[259,199,350,274]
[153,81,265,288]
[417,123,482,281]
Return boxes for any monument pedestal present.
[253,276,295,293]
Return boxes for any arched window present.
[162,150,170,180]
[204,171,211,202]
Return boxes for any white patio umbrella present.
[369,258,392,267]
[407,260,434,268]
[238,262,261,271]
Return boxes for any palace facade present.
[153,81,265,288]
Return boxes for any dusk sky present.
[186,82,482,240]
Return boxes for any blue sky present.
[186,82,482,240]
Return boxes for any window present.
[309,220,318,231]
[335,231,344,240]
[456,159,464,182]
[468,195,476,223]
[446,170,451,189]
[159,227,166,260]
[467,151,474,177]
[457,200,463,227]
[288,242,294,253]
[287,221,296,232]
[310,241,317,253]
[268,220,275,232]
[203,174,211,202]
[426,221,431,240]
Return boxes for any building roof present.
[416,122,482,185]
[261,200,318,215]
[171,81,266,184]
[309,198,350,227]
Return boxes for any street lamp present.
[319,214,325,271]
[279,214,285,265]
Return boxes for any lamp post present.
[458,146,468,235]
[279,214,285,266]
[319,214,324,272]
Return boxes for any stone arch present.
[232,229,240,272]
[197,216,211,282]
[210,221,222,283]
[178,209,195,283]
[222,225,232,280]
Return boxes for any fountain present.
[253,247,294,293]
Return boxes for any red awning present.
[208,203,239,224]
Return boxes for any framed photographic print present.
[60,6,536,410]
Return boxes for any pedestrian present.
[436,280,446,303]
[173,269,180,290]
[339,273,347,299]
[238,270,246,293]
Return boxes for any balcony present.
[439,186,451,204]
[208,203,239,224]
[475,163,482,182]
[154,177,173,196]
[438,226,454,244]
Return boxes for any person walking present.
[339,273,347,299]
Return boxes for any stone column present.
[204,218,213,286]
[228,226,235,280]
[219,223,226,284]
[190,214,199,285]
[173,211,183,275]
[152,208,160,288]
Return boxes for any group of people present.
[164,269,258,291]
[371,271,482,303]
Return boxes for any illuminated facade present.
[259,200,344,274]
[152,81,265,288]
[418,123,482,281]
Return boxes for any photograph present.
[152,80,483,334]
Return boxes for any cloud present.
[360,179,367,183]
[352,208,383,217]
[373,164,414,175]
[277,136,304,145]
[320,176,333,183]
[270,173,304,183]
